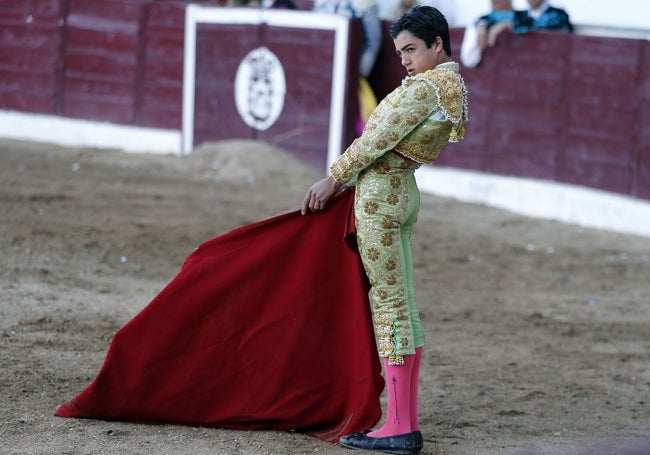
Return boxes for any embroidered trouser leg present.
[355,155,425,365]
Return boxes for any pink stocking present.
[410,347,423,432]
[368,355,415,437]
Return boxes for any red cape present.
[55,189,384,442]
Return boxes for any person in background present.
[314,0,382,79]
[461,0,573,68]
[475,0,515,51]
[227,0,261,6]
[380,0,456,25]
[314,0,382,135]
[460,0,516,68]
[264,0,297,9]
[229,0,297,8]
[302,6,468,454]
[512,0,573,34]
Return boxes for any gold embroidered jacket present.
[331,62,468,183]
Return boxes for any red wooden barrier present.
[62,0,142,123]
[0,1,648,202]
[0,0,63,113]
[368,24,650,200]
[191,16,361,169]
[138,1,186,129]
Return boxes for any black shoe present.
[412,430,423,454]
[339,431,418,455]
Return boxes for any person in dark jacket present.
[512,0,573,33]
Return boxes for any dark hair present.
[389,5,451,56]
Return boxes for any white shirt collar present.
[529,0,550,19]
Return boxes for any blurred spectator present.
[230,0,297,9]
[227,0,261,6]
[512,0,573,33]
[461,0,573,68]
[314,0,382,136]
[263,0,297,8]
[379,0,456,25]
[314,0,382,78]
[461,0,515,68]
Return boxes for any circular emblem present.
[234,47,286,131]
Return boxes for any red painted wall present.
[0,0,186,125]
[191,20,362,169]
[1,0,649,201]
[0,0,63,113]
[368,25,650,200]
[138,1,187,129]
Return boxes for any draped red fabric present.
[55,189,384,442]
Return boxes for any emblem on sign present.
[234,47,286,131]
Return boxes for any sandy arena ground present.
[1,138,649,455]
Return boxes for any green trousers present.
[355,153,425,365]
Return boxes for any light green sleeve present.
[330,79,439,184]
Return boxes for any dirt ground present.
[1,138,649,455]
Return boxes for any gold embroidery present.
[376,161,390,174]
[420,132,433,144]
[375,314,396,359]
[375,138,388,149]
[333,68,467,362]
[367,248,380,261]
[381,215,394,229]
[417,65,469,143]
[330,63,468,183]
[406,114,419,125]
[413,86,427,100]
[364,201,378,214]
[381,232,393,246]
